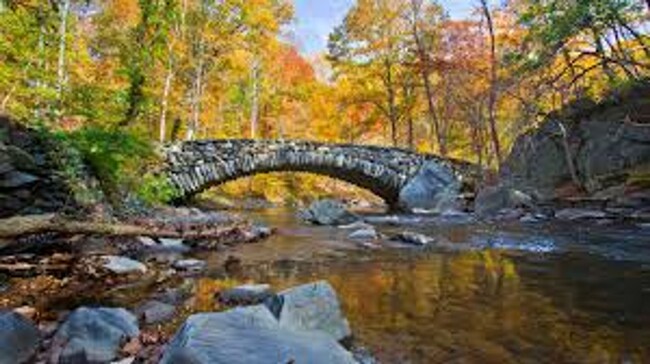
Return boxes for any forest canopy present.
[0,0,648,202]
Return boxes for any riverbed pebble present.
[102,256,147,274]
[348,228,379,240]
[392,232,436,246]
[135,300,176,325]
[218,284,273,305]
[172,259,207,272]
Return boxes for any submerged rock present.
[474,184,534,217]
[51,307,139,364]
[102,256,147,274]
[298,199,358,226]
[219,284,273,305]
[338,221,374,230]
[264,280,351,342]
[0,311,40,364]
[348,228,379,240]
[392,232,436,246]
[555,208,607,221]
[173,259,207,272]
[160,305,356,364]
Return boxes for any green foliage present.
[47,125,172,204]
[136,173,180,205]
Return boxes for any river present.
[6,207,649,363]
[193,208,650,363]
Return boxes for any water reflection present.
[221,246,650,363]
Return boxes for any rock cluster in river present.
[163,280,356,364]
[299,199,359,225]
[1,280,364,364]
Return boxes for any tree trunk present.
[187,40,205,141]
[480,0,502,169]
[0,214,249,243]
[409,0,446,156]
[555,120,582,189]
[56,0,71,108]
[384,59,398,147]
[250,57,261,139]
[159,52,175,143]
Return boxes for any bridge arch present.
[163,140,472,210]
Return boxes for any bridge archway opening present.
[192,172,387,210]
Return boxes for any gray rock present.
[555,208,607,221]
[392,232,436,246]
[0,160,13,175]
[219,284,273,305]
[5,145,38,172]
[157,238,190,253]
[299,199,358,226]
[137,236,157,247]
[0,311,40,364]
[474,184,534,216]
[160,305,356,364]
[0,171,39,188]
[398,161,461,212]
[135,300,176,325]
[502,91,650,198]
[102,256,147,274]
[51,307,139,364]
[264,281,351,341]
[159,238,184,248]
[520,213,543,223]
[242,224,273,241]
[338,221,374,230]
[348,228,379,240]
[173,259,207,272]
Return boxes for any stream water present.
[5,208,650,363]
[199,208,650,364]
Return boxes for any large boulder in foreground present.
[298,199,358,225]
[51,307,139,364]
[398,161,461,212]
[160,305,357,364]
[265,280,351,342]
[0,311,40,364]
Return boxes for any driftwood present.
[0,214,248,240]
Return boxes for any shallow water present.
[201,209,650,363]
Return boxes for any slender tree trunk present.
[33,8,47,119]
[159,65,174,143]
[409,0,446,156]
[250,57,261,139]
[402,82,415,150]
[384,59,398,147]
[187,40,205,141]
[556,120,582,189]
[56,0,71,108]
[480,0,502,169]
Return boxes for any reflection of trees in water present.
[237,251,649,363]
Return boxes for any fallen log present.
[0,214,250,240]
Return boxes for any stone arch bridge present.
[162,140,476,210]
